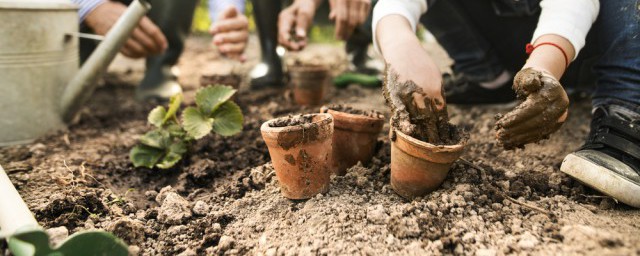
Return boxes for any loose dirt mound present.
[1,37,639,255]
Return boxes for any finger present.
[495,98,547,129]
[131,27,160,53]
[496,108,566,142]
[278,10,295,47]
[219,6,238,20]
[295,8,312,40]
[218,42,246,55]
[499,120,564,149]
[334,3,348,39]
[513,68,543,96]
[138,17,167,51]
[123,38,147,58]
[359,1,371,24]
[211,16,249,34]
[213,30,248,44]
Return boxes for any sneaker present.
[443,73,516,104]
[561,105,640,208]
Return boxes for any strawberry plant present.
[130,85,243,169]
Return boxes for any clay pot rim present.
[394,128,465,152]
[320,107,384,133]
[288,64,329,72]
[260,113,333,136]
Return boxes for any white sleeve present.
[532,0,599,59]
[209,0,246,21]
[372,0,428,53]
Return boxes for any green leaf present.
[130,145,164,168]
[182,107,214,139]
[138,129,171,149]
[166,123,186,138]
[156,141,187,169]
[212,101,243,136]
[148,106,167,127]
[164,94,183,123]
[195,85,236,115]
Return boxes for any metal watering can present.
[0,0,151,146]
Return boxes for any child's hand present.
[496,68,569,149]
[328,0,371,40]
[210,6,249,61]
[278,0,319,51]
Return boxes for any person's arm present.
[495,0,599,149]
[209,0,245,21]
[210,6,249,60]
[70,0,106,23]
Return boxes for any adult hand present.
[496,68,569,149]
[85,1,167,58]
[210,6,249,61]
[278,0,319,51]
[329,0,371,40]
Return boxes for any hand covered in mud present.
[383,66,452,145]
[278,0,320,51]
[496,68,569,149]
[210,6,249,61]
[328,0,371,40]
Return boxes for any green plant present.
[130,85,243,169]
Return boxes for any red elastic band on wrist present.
[526,42,570,68]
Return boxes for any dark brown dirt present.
[267,114,313,127]
[1,37,639,256]
[322,104,384,118]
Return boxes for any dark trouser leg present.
[138,0,198,100]
[589,0,640,110]
[250,0,283,88]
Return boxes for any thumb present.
[295,11,310,38]
[513,67,543,97]
[219,6,238,21]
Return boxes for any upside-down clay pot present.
[261,113,334,199]
[321,106,384,175]
[390,129,465,199]
[289,65,329,106]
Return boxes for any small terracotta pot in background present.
[390,129,465,199]
[289,64,329,106]
[261,113,334,199]
[320,106,384,175]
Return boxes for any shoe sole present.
[561,154,640,208]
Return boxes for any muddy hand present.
[496,68,569,149]
[383,66,449,144]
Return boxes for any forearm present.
[372,0,427,53]
[70,0,107,23]
[523,34,575,80]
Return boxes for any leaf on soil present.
[156,141,187,169]
[164,94,183,123]
[195,85,236,115]
[182,107,214,140]
[139,130,170,149]
[130,145,164,168]
[212,101,243,136]
[148,106,167,127]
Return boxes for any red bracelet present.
[526,42,570,68]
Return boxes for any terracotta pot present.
[289,65,329,106]
[261,113,334,199]
[390,129,465,199]
[320,106,384,175]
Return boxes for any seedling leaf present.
[156,141,187,169]
[182,107,214,139]
[138,130,170,149]
[195,85,236,115]
[164,94,183,123]
[130,145,164,168]
[212,101,243,136]
[148,106,167,127]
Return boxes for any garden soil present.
[1,37,639,255]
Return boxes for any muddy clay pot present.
[390,129,465,199]
[261,113,334,199]
[320,106,384,175]
[289,65,329,106]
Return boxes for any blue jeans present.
[420,0,640,109]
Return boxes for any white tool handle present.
[0,165,38,235]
